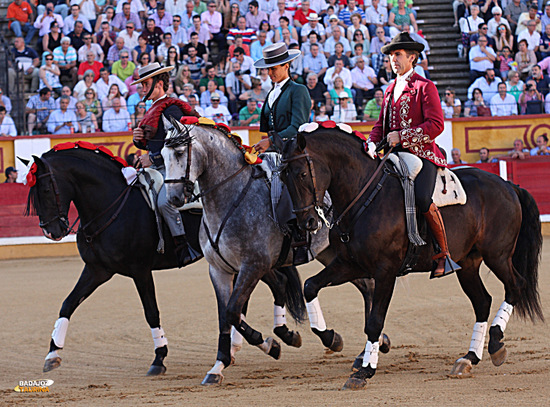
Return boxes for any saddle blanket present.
[388,152,467,207]
[121,167,203,211]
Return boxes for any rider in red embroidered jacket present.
[366,32,460,278]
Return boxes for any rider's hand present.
[139,153,152,168]
[387,131,400,147]
[253,137,271,154]
[366,141,377,159]
[133,127,145,144]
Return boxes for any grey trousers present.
[156,166,186,237]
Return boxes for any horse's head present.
[279,132,330,233]
[162,115,207,207]
[27,155,72,241]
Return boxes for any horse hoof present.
[351,356,363,372]
[267,337,282,360]
[379,334,391,354]
[230,356,236,366]
[490,345,507,367]
[146,364,166,376]
[329,331,344,353]
[201,373,223,385]
[43,357,62,372]
[288,330,302,348]
[449,357,473,377]
[342,377,367,390]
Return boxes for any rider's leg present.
[416,158,457,278]
[157,181,201,267]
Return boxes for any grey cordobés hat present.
[254,42,301,69]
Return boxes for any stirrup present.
[430,256,461,279]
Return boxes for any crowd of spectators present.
[5,0,434,135]
[455,0,550,118]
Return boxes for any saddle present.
[387,152,467,207]
[121,166,203,254]
[122,167,203,212]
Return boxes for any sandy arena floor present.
[1,241,549,406]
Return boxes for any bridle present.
[36,159,79,238]
[281,144,395,230]
[164,128,195,199]
[163,127,250,201]
[281,148,331,227]
[35,157,133,243]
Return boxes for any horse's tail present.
[278,266,306,324]
[509,182,544,322]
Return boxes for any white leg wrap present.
[306,298,327,331]
[51,317,69,349]
[258,339,270,353]
[231,325,243,351]
[151,327,168,349]
[491,301,513,332]
[362,340,379,369]
[207,360,225,375]
[45,350,60,361]
[469,322,488,360]
[274,305,287,328]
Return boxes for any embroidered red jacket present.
[368,72,447,167]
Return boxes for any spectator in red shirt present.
[294,0,315,34]
[77,50,104,82]
[7,0,37,45]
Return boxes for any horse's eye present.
[300,171,307,179]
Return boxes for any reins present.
[332,145,394,227]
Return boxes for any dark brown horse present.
[276,128,543,390]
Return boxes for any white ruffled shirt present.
[268,77,290,108]
[393,68,414,102]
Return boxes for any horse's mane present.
[284,126,369,160]
[25,141,129,217]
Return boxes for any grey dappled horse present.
[161,116,388,385]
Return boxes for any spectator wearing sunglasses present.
[111,2,142,32]
[119,22,140,50]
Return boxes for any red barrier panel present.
[0,184,78,238]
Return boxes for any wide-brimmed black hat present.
[381,31,424,55]
[130,62,174,85]
[254,42,301,69]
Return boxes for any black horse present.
[277,129,543,389]
[25,142,306,376]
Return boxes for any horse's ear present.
[296,133,307,152]
[162,114,173,132]
[168,114,186,133]
[17,156,30,166]
[32,155,45,170]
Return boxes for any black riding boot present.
[291,225,310,266]
[174,235,201,268]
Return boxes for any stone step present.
[417,3,459,12]
[428,47,461,56]
[424,32,462,40]
[419,17,456,26]
[428,39,462,49]
[430,70,470,79]
[417,10,457,20]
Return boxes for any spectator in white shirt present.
[351,56,377,112]
[118,21,140,51]
[0,106,17,137]
[324,59,352,90]
[47,96,79,134]
[490,82,518,115]
[102,98,131,132]
[96,68,128,100]
[63,4,92,35]
[365,0,389,38]
[324,28,352,58]
[468,68,502,103]
[331,91,357,122]
[204,92,231,124]
[469,35,496,83]
[166,15,188,50]
[301,13,326,42]
[517,20,541,51]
